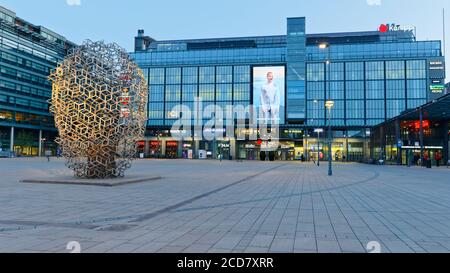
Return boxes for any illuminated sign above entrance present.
[378,23,415,33]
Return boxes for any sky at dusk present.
[1,0,450,77]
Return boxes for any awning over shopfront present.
[381,93,450,123]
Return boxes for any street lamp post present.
[319,42,333,176]
[314,128,324,167]
[317,130,320,166]
[325,101,334,176]
[313,100,320,166]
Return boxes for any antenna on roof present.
[443,8,447,82]
[443,8,446,57]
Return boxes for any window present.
[386,100,405,118]
[234,66,250,83]
[386,61,405,79]
[165,67,181,84]
[366,100,385,119]
[329,62,344,81]
[346,81,364,100]
[199,84,215,101]
[165,85,181,101]
[233,83,250,101]
[406,60,426,79]
[216,66,232,83]
[182,67,198,84]
[216,84,232,101]
[365,62,384,80]
[366,81,384,99]
[407,79,426,99]
[149,85,165,102]
[307,63,324,81]
[346,100,364,119]
[149,68,164,85]
[386,80,405,99]
[345,62,364,80]
[182,85,198,102]
[199,67,215,84]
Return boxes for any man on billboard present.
[260,71,280,123]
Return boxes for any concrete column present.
[161,139,167,157]
[419,108,424,164]
[380,126,385,160]
[144,140,150,158]
[304,137,308,161]
[194,140,200,159]
[345,131,349,162]
[178,140,183,158]
[443,121,449,165]
[230,138,236,160]
[10,126,14,156]
[212,139,217,159]
[191,137,195,159]
[38,130,43,157]
[395,120,402,165]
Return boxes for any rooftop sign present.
[379,24,415,33]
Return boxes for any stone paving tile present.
[0,158,449,253]
[317,239,341,253]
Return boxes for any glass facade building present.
[0,6,75,157]
[370,93,449,166]
[132,18,446,161]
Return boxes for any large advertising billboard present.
[253,66,285,124]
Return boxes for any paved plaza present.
[0,158,449,253]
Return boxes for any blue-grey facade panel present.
[132,18,445,129]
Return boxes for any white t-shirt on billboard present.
[260,81,280,115]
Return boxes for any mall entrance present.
[401,148,445,166]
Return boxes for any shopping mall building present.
[0,6,75,157]
[131,17,448,162]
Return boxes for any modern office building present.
[132,18,446,161]
[0,6,75,157]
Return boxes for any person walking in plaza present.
[435,151,442,167]
[45,149,52,162]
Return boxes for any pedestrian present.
[435,152,442,167]
[424,153,429,167]
[45,150,52,162]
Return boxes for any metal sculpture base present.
[20,176,162,187]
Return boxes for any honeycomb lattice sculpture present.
[49,40,148,179]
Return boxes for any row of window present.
[0,31,62,64]
[0,50,51,75]
[0,93,49,111]
[0,65,51,88]
[0,109,54,127]
[150,83,251,103]
[306,98,426,126]
[133,47,285,61]
[307,60,427,82]
[307,79,427,101]
[147,66,251,85]
[148,101,251,126]
[307,41,441,61]
[0,79,51,99]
